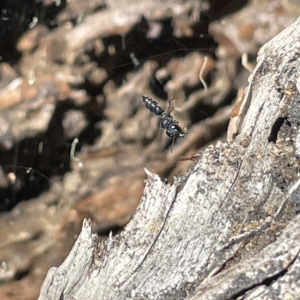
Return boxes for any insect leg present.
[166,97,175,115]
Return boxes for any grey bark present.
[38,17,300,300]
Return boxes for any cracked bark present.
[38,17,300,300]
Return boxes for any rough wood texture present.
[39,17,300,300]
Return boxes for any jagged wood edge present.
[38,17,300,300]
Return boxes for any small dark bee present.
[141,95,185,141]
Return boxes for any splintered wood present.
[39,17,300,300]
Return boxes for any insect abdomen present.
[141,96,164,116]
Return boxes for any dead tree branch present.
[39,17,300,300]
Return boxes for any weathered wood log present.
[38,17,300,300]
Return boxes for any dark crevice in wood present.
[231,249,299,299]
[98,225,123,236]
[268,117,285,143]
